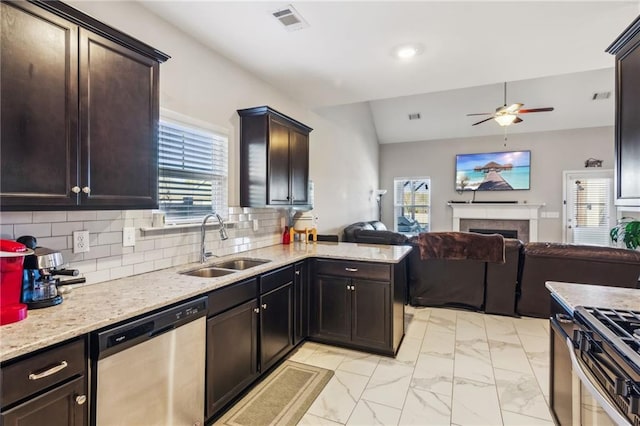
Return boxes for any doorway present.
[562,169,614,246]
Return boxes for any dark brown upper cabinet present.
[607,15,640,207]
[238,106,312,208]
[0,0,169,211]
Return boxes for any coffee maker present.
[17,236,78,309]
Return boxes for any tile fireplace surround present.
[448,203,543,242]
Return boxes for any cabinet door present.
[79,29,159,209]
[289,130,309,205]
[206,299,259,419]
[616,42,640,205]
[0,2,78,209]
[260,283,294,372]
[351,279,390,349]
[294,261,308,345]
[267,119,291,205]
[311,275,351,343]
[1,376,86,426]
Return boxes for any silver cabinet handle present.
[71,186,81,194]
[29,360,68,380]
[75,395,87,405]
[346,284,350,289]
[82,186,91,194]
[295,270,300,275]
[556,313,573,324]
[345,268,358,272]
[261,303,267,310]
[254,308,260,314]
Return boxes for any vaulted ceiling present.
[140,1,639,143]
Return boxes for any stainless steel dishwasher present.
[91,296,207,426]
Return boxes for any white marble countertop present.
[546,281,640,313]
[0,242,411,363]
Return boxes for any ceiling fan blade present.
[518,107,554,113]
[505,103,524,113]
[513,117,523,124]
[466,112,493,116]
[471,117,495,126]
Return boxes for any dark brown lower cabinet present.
[310,258,402,355]
[206,299,259,419]
[1,376,85,426]
[549,297,574,426]
[260,282,294,372]
[293,261,309,345]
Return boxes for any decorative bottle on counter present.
[282,226,290,245]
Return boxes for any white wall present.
[379,126,615,242]
[67,0,379,234]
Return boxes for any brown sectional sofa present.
[407,235,640,318]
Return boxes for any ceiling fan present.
[467,82,554,127]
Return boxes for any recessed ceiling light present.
[393,44,423,60]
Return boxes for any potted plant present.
[610,218,640,250]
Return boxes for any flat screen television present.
[455,150,531,191]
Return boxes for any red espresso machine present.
[0,240,31,325]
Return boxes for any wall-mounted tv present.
[455,150,531,191]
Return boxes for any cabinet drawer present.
[208,278,258,316]
[315,260,390,281]
[261,265,294,294]
[1,338,85,407]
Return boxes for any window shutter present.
[158,119,228,222]
[570,177,611,246]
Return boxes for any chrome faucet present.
[201,213,229,263]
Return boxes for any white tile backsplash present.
[0,208,286,286]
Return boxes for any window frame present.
[393,177,430,235]
[158,109,229,224]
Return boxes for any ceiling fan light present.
[494,113,517,127]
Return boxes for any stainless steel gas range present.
[569,306,640,425]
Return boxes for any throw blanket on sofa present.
[418,232,505,263]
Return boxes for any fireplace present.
[469,228,518,239]
[448,202,542,242]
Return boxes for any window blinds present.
[570,177,611,246]
[158,119,228,222]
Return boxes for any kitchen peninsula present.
[1,241,411,362]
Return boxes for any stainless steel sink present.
[214,258,271,270]
[180,267,237,278]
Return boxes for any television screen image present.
[455,150,531,191]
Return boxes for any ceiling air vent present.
[408,113,421,120]
[592,91,611,100]
[271,5,309,32]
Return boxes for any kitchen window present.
[158,112,228,223]
[393,177,430,235]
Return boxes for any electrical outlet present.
[73,231,90,253]
[253,219,259,232]
[123,227,136,247]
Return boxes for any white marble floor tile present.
[408,306,432,321]
[454,344,495,384]
[405,318,428,340]
[361,358,414,409]
[298,413,344,426]
[457,310,486,328]
[421,330,455,359]
[395,336,422,366]
[484,315,521,344]
[307,369,370,424]
[399,387,451,426]
[501,410,555,426]
[514,317,549,338]
[494,368,553,422]
[426,308,457,334]
[346,399,401,426]
[411,353,454,397]
[288,344,318,363]
[489,339,534,374]
[338,353,381,377]
[303,346,348,371]
[451,377,503,425]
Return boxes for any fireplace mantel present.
[448,202,544,242]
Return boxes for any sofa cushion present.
[353,229,408,245]
[369,221,388,231]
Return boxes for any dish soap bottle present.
[282,226,290,245]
